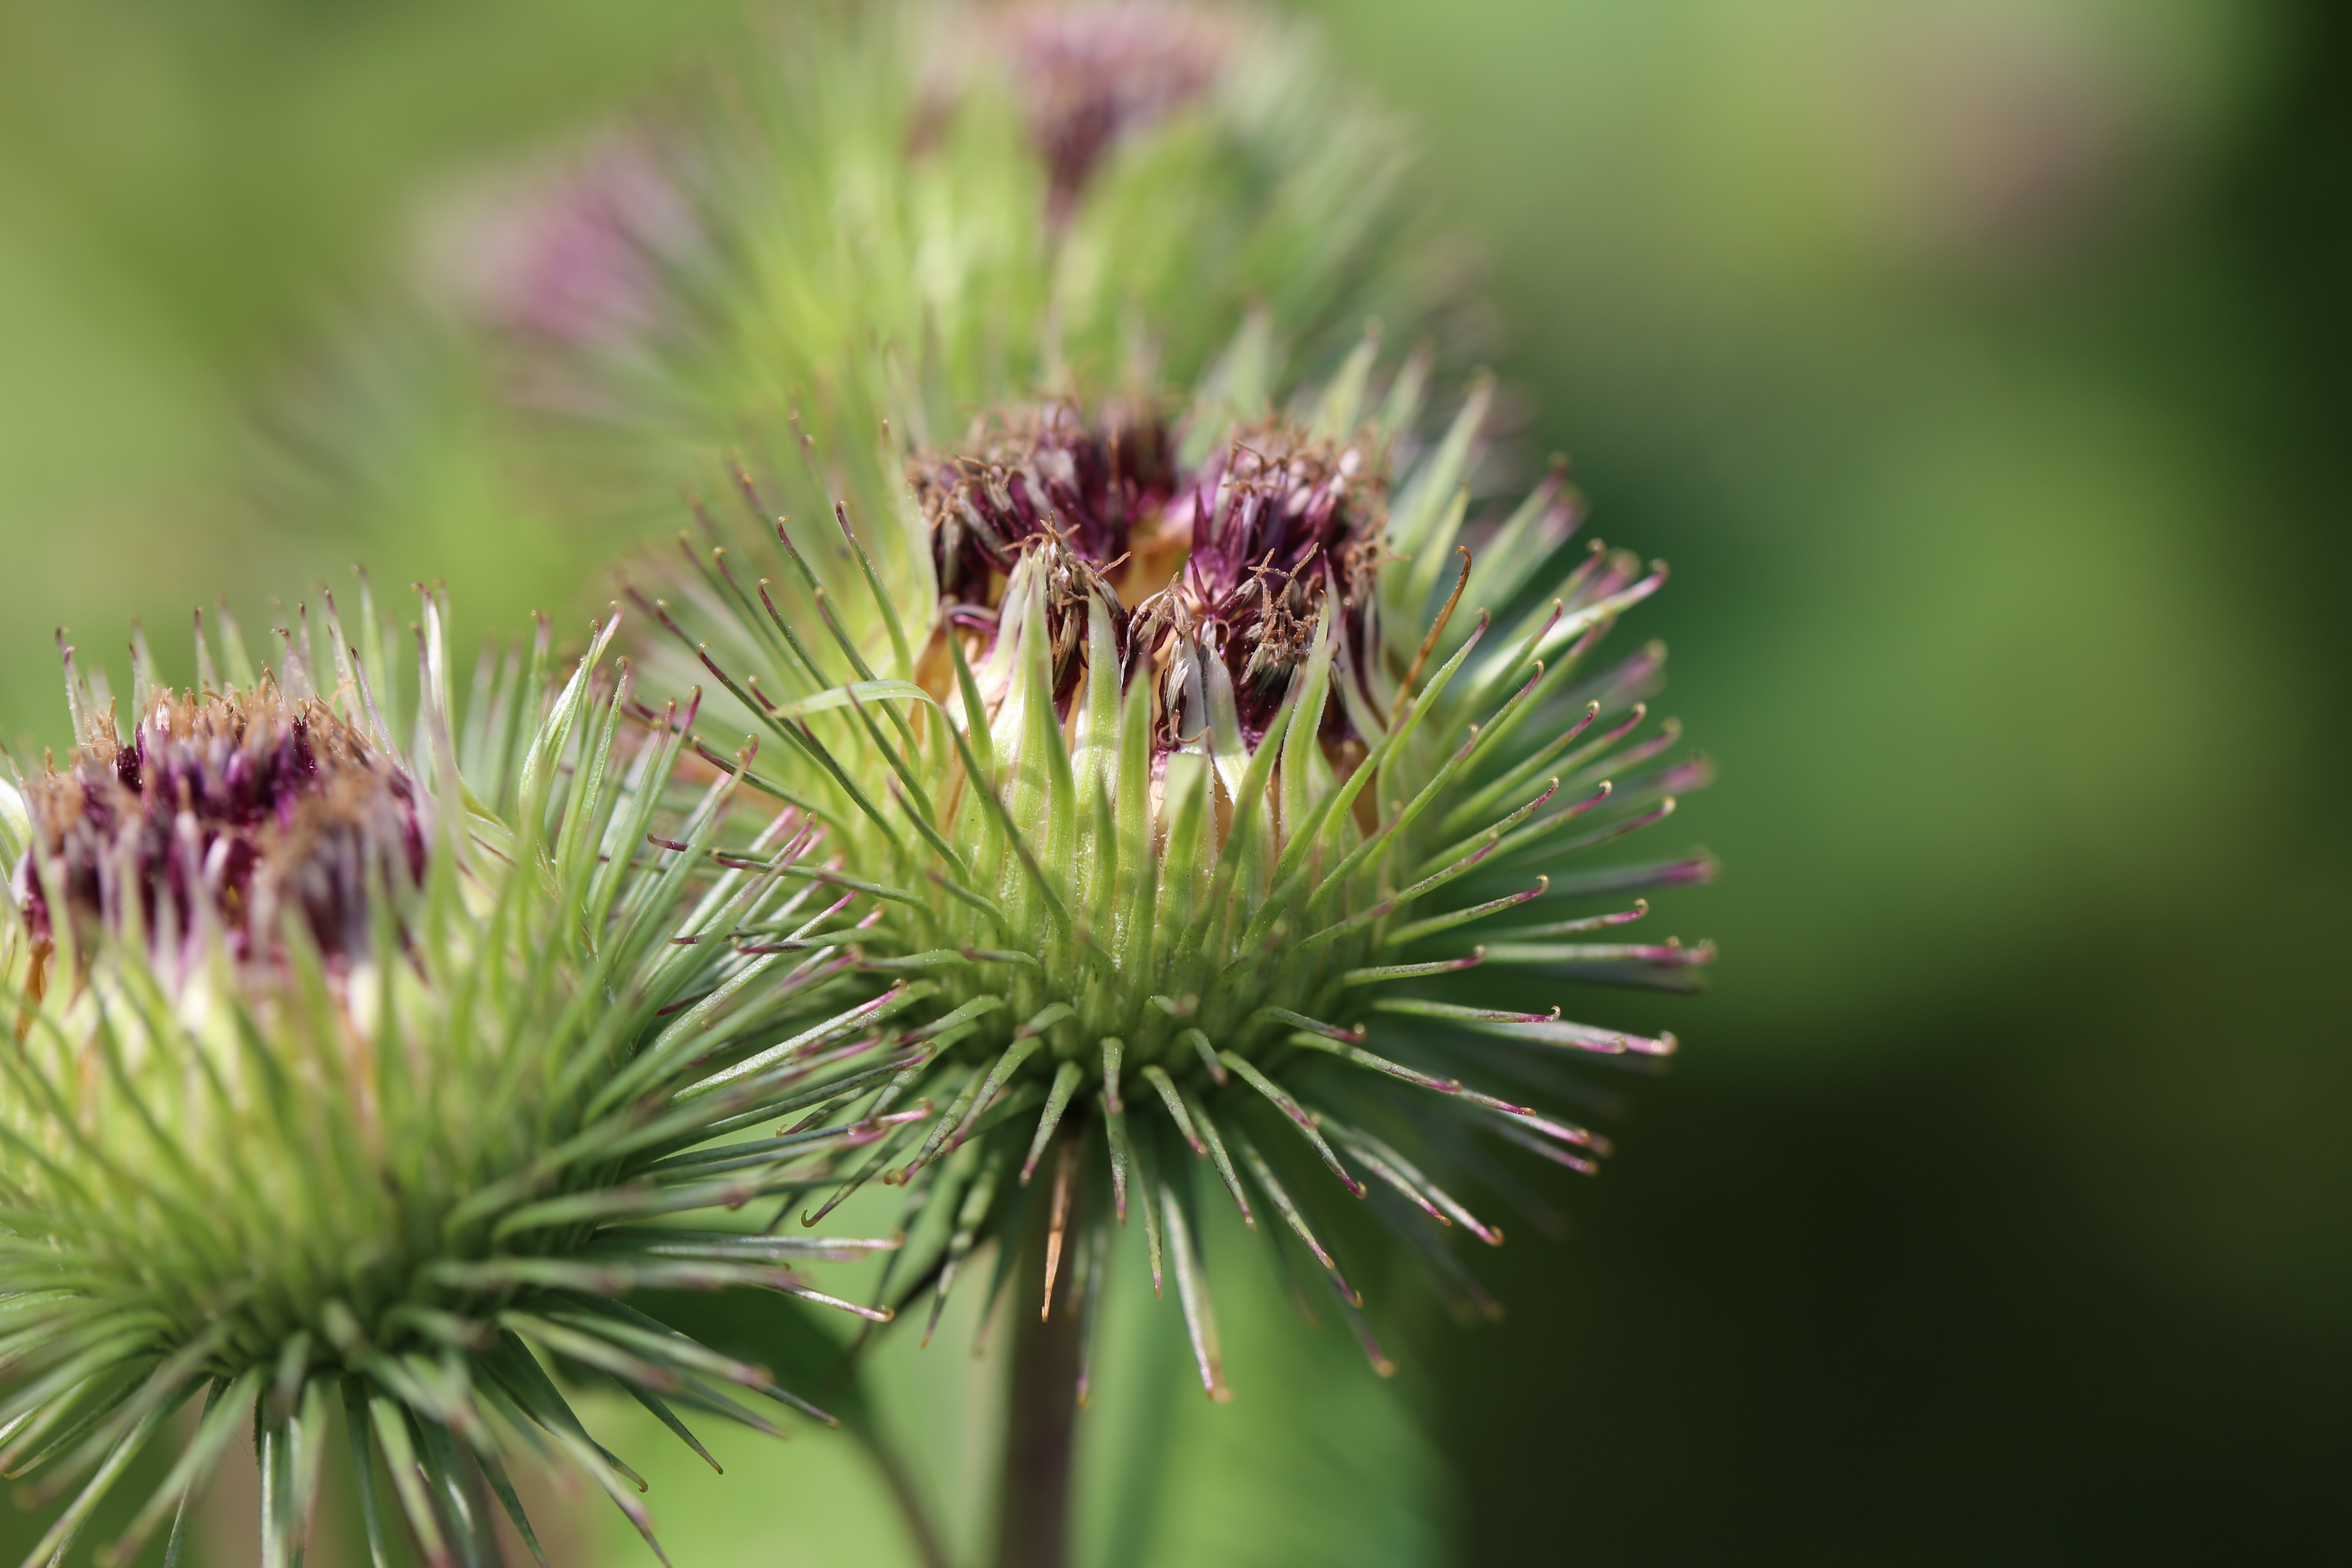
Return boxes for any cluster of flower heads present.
[0,5,1723,1563]
[0,588,930,1568]
[637,328,1716,1400]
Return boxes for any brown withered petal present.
[1139,420,1387,743]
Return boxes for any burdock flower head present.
[423,130,698,351]
[0,585,916,1567]
[638,328,1716,1400]
[933,0,1242,225]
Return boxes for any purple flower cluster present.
[913,401,1385,744]
[17,684,427,970]
[911,399,1177,701]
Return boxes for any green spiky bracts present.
[0,588,914,1568]
[636,322,1716,1398]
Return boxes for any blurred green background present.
[2,0,2344,1562]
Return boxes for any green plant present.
[0,5,1718,1565]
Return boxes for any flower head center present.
[17,679,427,968]
[913,400,1385,747]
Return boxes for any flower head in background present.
[0,587,916,1567]
[633,327,1715,1399]
[403,0,1444,558]
[936,0,1242,225]
[421,132,699,351]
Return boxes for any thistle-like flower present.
[0,586,918,1567]
[635,329,1716,1400]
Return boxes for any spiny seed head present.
[635,334,1718,1399]
[1,586,909,1568]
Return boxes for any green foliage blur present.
[1,0,2342,1562]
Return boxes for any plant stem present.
[991,1145,1085,1568]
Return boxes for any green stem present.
[991,1151,1085,1568]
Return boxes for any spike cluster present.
[0,587,920,1568]
[634,334,1716,1400]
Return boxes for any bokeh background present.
[2,0,2345,1562]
